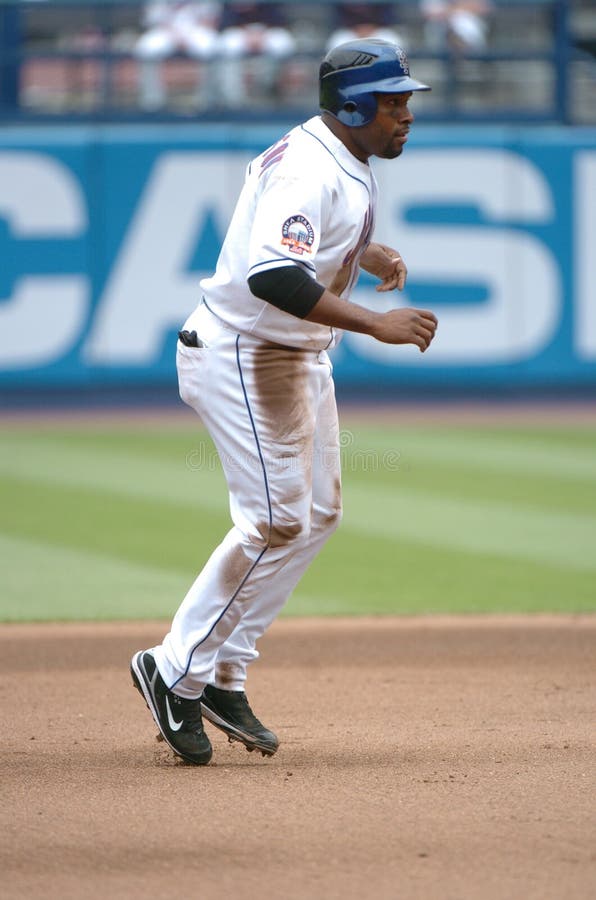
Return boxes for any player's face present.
[352,93,415,161]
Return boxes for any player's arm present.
[305,288,437,352]
[359,242,408,292]
[248,266,437,352]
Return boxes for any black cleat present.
[131,649,212,766]
[201,684,279,757]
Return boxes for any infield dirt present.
[2,616,594,900]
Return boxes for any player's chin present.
[380,143,404,160]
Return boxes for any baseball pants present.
[154,300,342,698]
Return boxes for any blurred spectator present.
[326,3,407,52]
[134,1,221,109]
[216,2,296,107]
[421,0,492,53]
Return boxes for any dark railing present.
[0,0,594,124]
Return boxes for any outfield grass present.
[1,415,595,621]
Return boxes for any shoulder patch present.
[281,215,315,255]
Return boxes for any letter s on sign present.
[351,149,560,366]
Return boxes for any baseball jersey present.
[198,115,377,351]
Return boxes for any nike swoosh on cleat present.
[165,695,184,732]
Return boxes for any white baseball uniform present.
[154,115,377,697]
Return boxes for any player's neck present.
[320,113,371,164]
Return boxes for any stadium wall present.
[1,123,595,401]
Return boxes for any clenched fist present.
[371,307,438,352]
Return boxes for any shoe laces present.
[230,692,261,723]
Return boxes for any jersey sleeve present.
[247,160,330,281]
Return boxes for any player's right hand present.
[371,307,438,352]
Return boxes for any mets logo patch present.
[281,215,315,255]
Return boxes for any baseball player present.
[131,39,438,765]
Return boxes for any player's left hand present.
[359,243,407,292]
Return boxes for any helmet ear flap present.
[335,91,376,126]
[337,100,360,125]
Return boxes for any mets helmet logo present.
[396,46,409,75]
[281,215,315,255]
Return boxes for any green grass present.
[1,417,595,621]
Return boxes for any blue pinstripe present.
[170,334,272,691]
